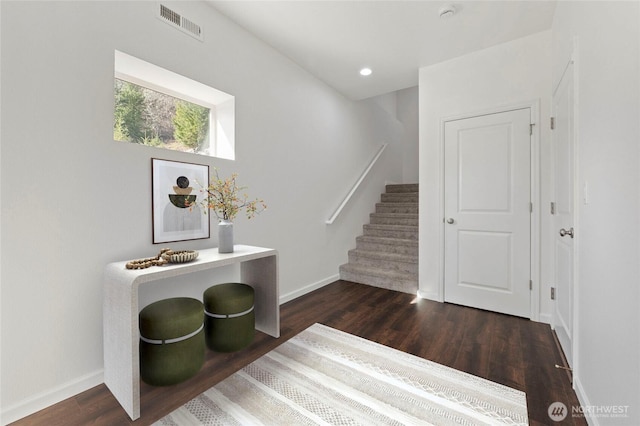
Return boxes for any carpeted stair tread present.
[381,190,418,196]
[355,235,419,251]
[375,202,418,207]
[364,223,418,232]
[339,263,418,294]
[385,183,419,193]
[339,263,416,280]
[380,192,419,203]
[356,235,418,247]
[363,224,418,240]
[347,249,418,275]
[370,213,419,226]
[348,249,417,263]
[375,202,419,214]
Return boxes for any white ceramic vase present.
[218,219,234,253]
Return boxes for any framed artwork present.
[152,158,210,244]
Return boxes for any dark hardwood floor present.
[12,281,585,425]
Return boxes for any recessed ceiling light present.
[359,67,373,76]
[439,4,456,19]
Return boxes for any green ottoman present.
[139,297,205,386]
[203,283,255,352]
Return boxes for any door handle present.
[559,227,574,238]
[446,218,455,224]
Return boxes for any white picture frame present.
[152,158,210,244]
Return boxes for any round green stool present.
[203,283,255,352]
[139,297,205,386]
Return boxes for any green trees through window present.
[114,79,210,152]
[174,101,210,150]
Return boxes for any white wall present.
[397,86,419,183]
[418,31,553,321]
[552,2,640,424]
[359,86,419,185]
[0,1,406,422]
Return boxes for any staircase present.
[339,184,418,294]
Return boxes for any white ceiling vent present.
[158,4,203,41]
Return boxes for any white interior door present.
[444,108,531,318]
[552,62,575,367]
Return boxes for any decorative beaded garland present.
[125,248,198,270]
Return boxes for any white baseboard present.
[417,288,442,302]
[538,313,552,324]
[573,376,598,426]
[1,370,103,426]
[279,274,339,305]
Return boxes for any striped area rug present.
[154,323,528,425]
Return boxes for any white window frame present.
[114,50,235,160]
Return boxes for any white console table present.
[103,245,279,420]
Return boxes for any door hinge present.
[530,202,533,213]
[550,117,556,130]
[529,280,533,290]
[550,202,556,215]
[529,123,534,136]
[551,287,556,300]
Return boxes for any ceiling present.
[207,1,557,100]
